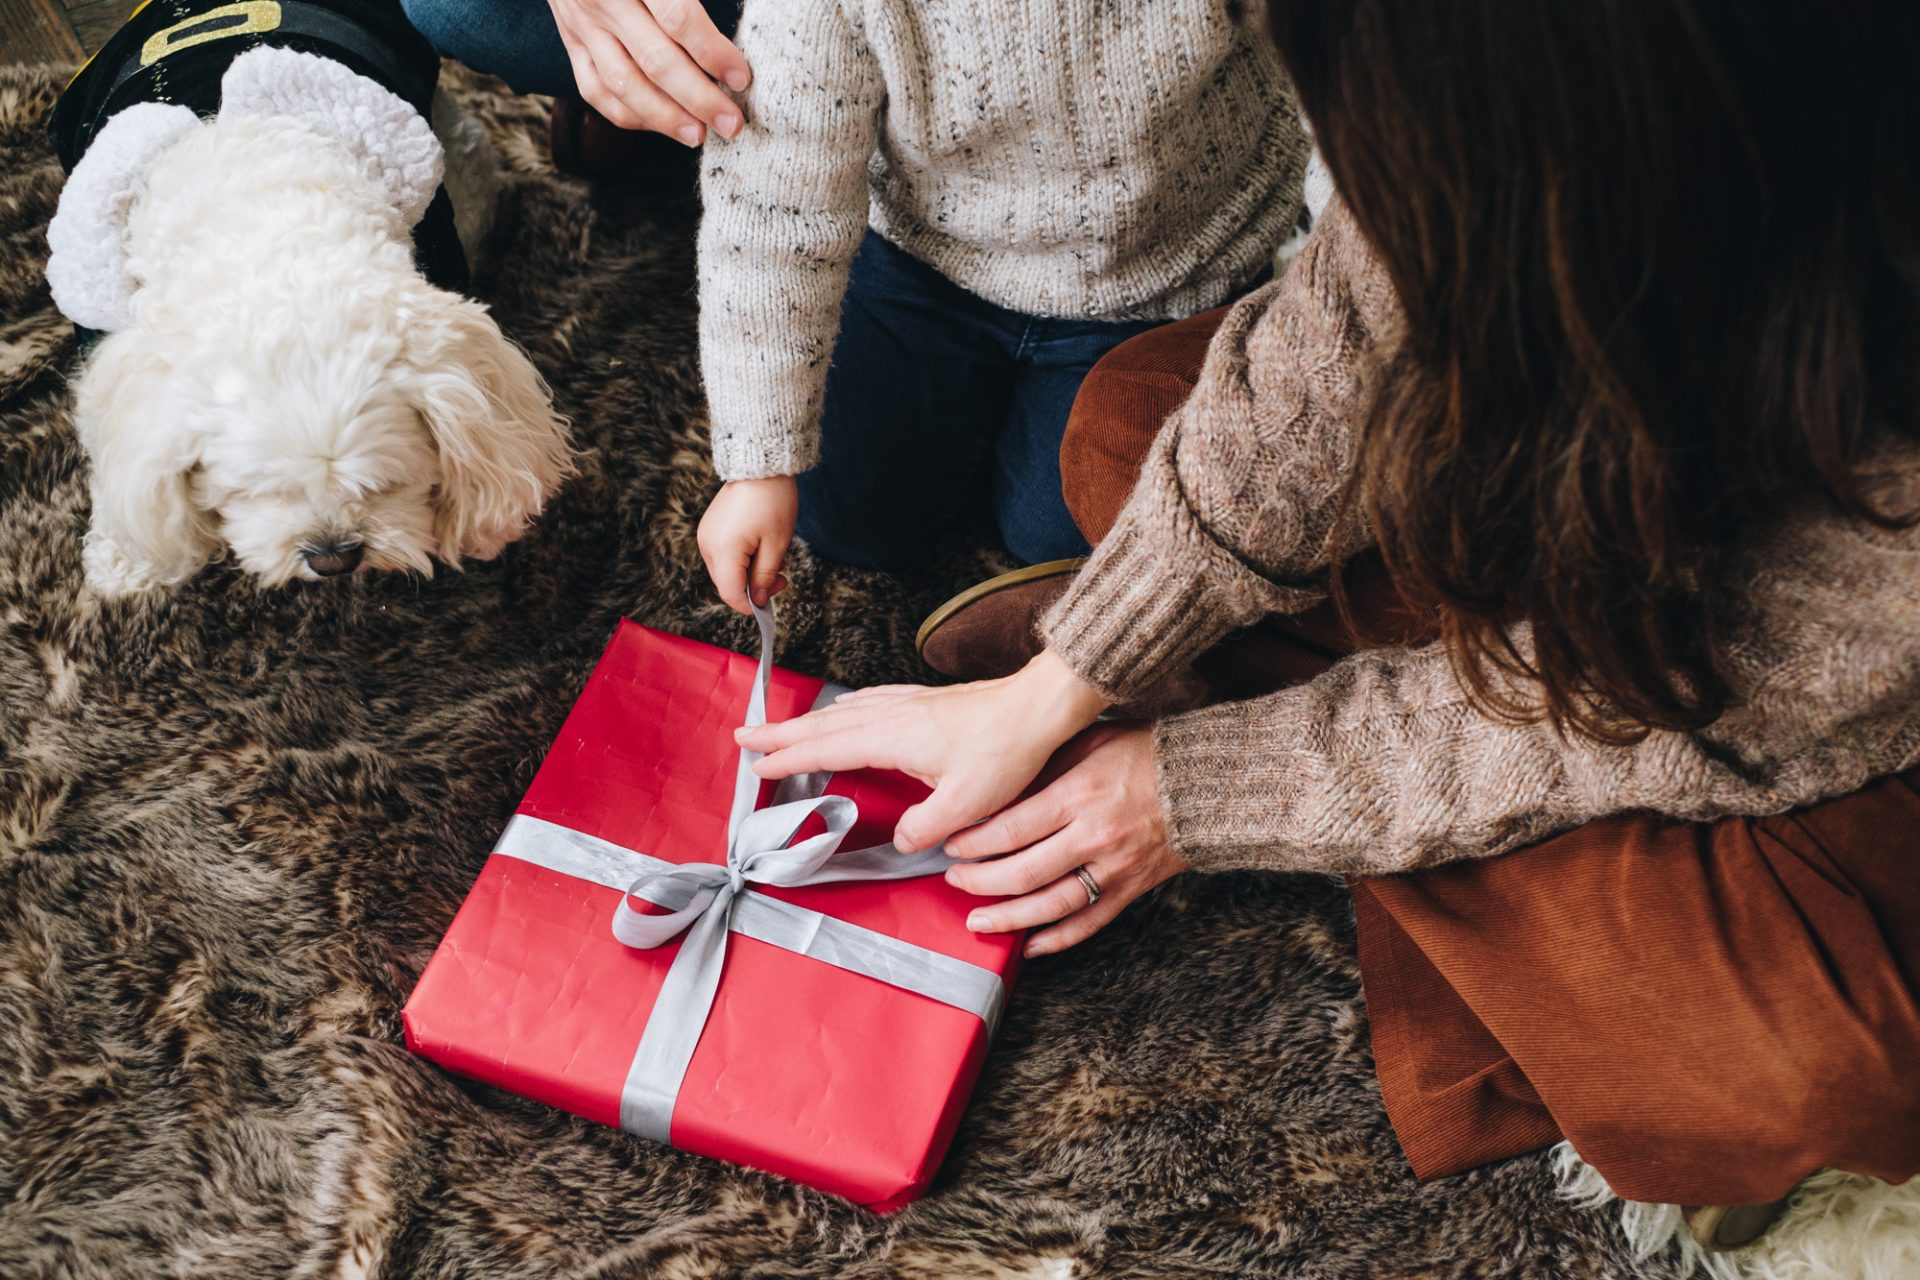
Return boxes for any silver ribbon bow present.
[494,603,1003,1143]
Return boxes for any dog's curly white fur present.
[53,47,570,595]
[1553,1142,1920,1280]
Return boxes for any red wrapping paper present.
[403,620,1021,1211]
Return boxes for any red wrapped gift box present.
[402,611,1020,1211]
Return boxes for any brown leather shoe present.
[916,560,1083,682]
[1682,1194,1795,1252]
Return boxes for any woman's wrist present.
[1013,646,1110,743]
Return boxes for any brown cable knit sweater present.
[1043,201,1920,876]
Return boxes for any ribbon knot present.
[610,793,869,950]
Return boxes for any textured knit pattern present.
[697,0,1309,480]
[1044,200,1920,876]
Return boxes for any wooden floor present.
[2,0,128,65]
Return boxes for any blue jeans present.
[800,232,1164,569]
[401,0,575,97]
[401,0,743,98]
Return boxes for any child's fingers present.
[706,545,754,615]
[747,539,786,607]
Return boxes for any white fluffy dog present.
[46,47,571,595]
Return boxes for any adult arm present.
[1152,508,1920,874]
[697,0,883,479]
[1041,200,1402,703]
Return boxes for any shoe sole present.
[914,558,1086,659]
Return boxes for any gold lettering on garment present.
[140,2,284,66]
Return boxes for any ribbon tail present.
[618,890,738,1141]
[726,604,780,860]
[798,842,959,883]
[766,679,849,808]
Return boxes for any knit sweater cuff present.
[1042,509,1245,705]
[1151,693,1316,874]
[1042,479,1326,703]
[710,415,820,482]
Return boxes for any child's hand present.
[698,476,798,614]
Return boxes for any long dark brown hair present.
[1264,0,1920,741]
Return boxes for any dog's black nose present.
[303,542,364,577]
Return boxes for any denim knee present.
[402,0,575,98]
[796,476,948,571]
[996,494,1090,566]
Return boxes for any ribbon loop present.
[612,867,727,949]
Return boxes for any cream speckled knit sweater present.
[697,0,1308,480]
[1044,201,1920,876]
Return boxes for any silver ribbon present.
[489,603,1004,1144]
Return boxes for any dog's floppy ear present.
[45,102,201,332]
[398,288,572,565]
[218,46,443,226]
[73,336,220,595]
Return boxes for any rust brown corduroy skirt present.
[1061,304,1920,1206]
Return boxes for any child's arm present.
[697,0,883,483]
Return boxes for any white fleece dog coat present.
[46,0,460,335]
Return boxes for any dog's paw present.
[82,533,173,598]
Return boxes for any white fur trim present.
[218,46,443,226]
[1553,1141,1920,1280]
[45,102,200,331]
[1303,149,1335,222]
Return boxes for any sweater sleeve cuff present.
[1150,691,1321,875]
[711,424,819,481]
[704,366,825,481]
[1042,511,1242,703]
[1041,473,1327,704]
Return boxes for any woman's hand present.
[944,724,1188,957]
[737,648,1109,854]
[698,476,798,614]
[549,0,751,145]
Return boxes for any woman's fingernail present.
[725,69,750,91]
[944,867,962,885]
[733,727,750,741]
[717,112,740,138]
[966,912,987,931]
[676,123,702,146]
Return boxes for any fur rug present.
[0,62,1685,1279]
